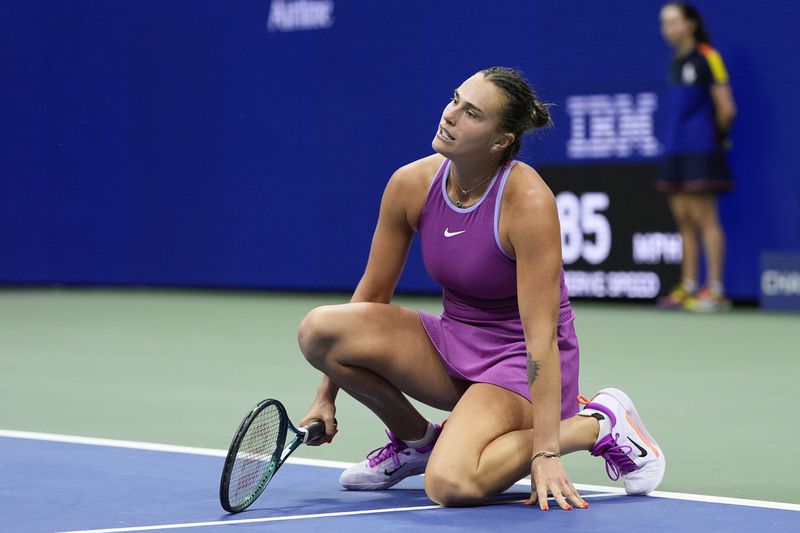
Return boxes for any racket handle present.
[302,419,327,443]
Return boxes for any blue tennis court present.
[3,431,798,533]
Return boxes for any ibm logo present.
[566,93,660,159]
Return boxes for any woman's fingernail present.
[565,505,573,510]
[542,504,549,511]
[581,502,590,509]
[522,499,529,505]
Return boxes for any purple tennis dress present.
[417,159,580,420]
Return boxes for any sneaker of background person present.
[683,287,732,312]
[657,282,696,309]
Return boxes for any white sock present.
[683,279,698,293]
[578,409,611,442]
[709,281,724,295]
[402,421,437,449]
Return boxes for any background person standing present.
[656,2,736,312]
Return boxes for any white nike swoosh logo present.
[444,228,466,238]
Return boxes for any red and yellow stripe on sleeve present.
[698,43,730,84]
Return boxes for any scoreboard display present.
[544,164,681,300]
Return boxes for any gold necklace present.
[450,168,495,208]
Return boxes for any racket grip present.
[303,420,327,443]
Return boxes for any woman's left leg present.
[425,383,667,507]
[423,383,598,507]
[693,192,726,289]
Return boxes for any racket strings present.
[228,405,283,506]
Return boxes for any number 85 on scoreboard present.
[556,191,611,266]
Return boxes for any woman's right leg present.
[668,193,700,286]
[297,302,468,441]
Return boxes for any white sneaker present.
[339,425,441,491]
[578,388,666,495]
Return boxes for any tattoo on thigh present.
[527,351,540,385]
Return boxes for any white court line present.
[0,429,361,468]
[2,428,799,516]
[51,493,625,533]
[51,505,443,533]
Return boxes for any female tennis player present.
[297,67,665,511]
[657,2,736,312]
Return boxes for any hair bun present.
[480,66,552,163]
[530,101,552,130]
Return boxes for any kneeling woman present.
[297,67,665,511]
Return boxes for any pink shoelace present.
[366,440,410,468]
[590,432,637,481]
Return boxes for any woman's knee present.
[696,206,723,235]
[297,305,342,368]
[669,195,695,227]
[424,465,486,507]
[672,212,693,232]
[671,207,694,230]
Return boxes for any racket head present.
[219,399,289,513]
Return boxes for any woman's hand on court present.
[300,398,338,446]
[525,457,588,511]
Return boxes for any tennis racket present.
[219,399,326,513]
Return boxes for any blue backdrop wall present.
[2,1,798,298]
